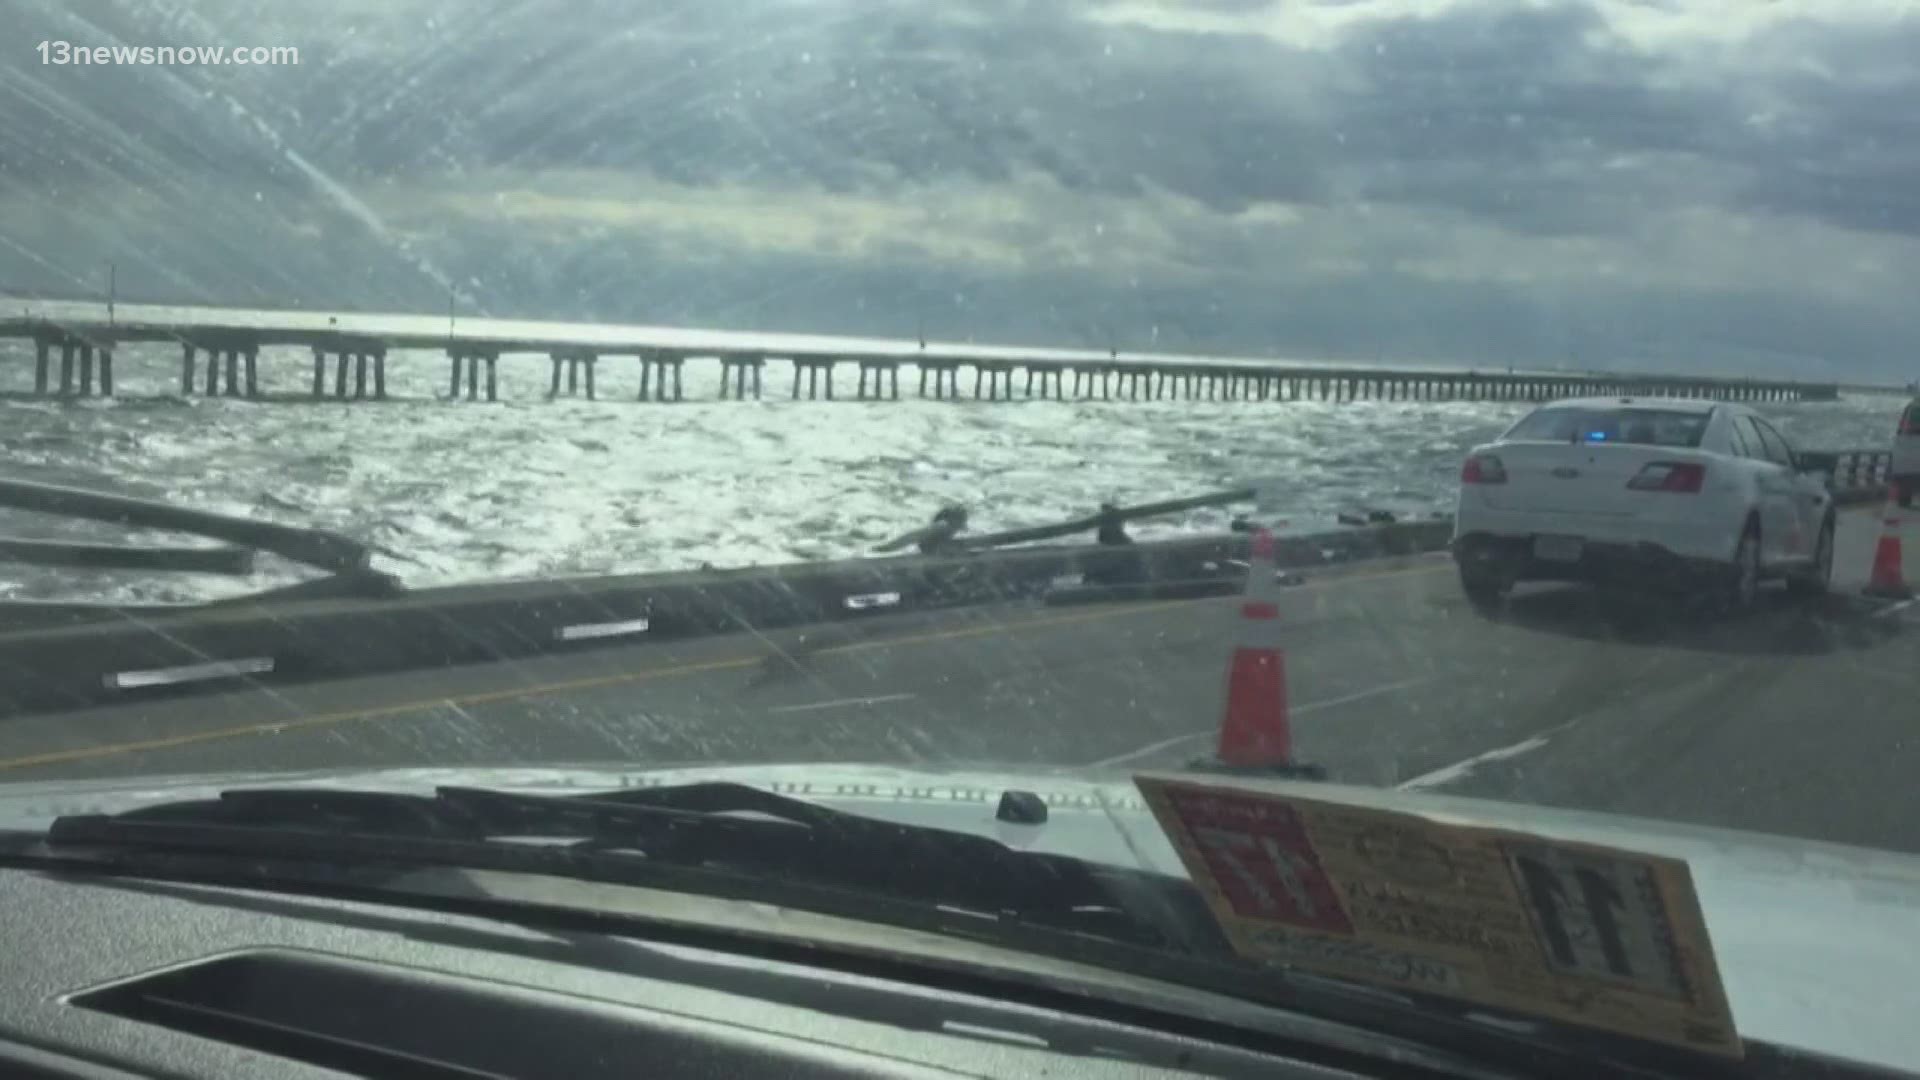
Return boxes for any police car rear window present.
[1504,408,1709,448]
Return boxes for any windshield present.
[1503,406,1711,447]
[3,0,1918,1071]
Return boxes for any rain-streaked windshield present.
[3,1,1919,1069]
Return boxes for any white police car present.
[1453,398,1833,610]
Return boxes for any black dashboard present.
[0,864,1473,1080]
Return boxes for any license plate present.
[1532,535,1584,563]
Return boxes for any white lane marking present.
[769,692,918,715]
[1870,597,1919,620]
[1397,732,1558,791]
[1084,677,1433,769]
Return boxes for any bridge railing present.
[1798,450,1893,505]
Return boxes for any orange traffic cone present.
[1206,528,1325,778]
[1866,497,1913,600]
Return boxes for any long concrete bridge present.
[0,298,1863,405]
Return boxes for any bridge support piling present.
[722,359,741,400]
[34,339,49,395]
[373,351,386,399]
[78,343,94,396]
[855,360,894,401]
[99,347,113,396]
[58,340,73,396]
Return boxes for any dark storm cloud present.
[1327,5,1708,173]
[6,0,1910,233]
[1318,2,1920,238]
[239,0,1336,210]
[1705,16,1920,236]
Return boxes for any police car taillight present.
[1461,454,1506,484]
[1627,462,1705,493]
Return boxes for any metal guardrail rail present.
[0,479,371,575]
[1799,450,1895,499]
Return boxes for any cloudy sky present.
[2,0,1918,377]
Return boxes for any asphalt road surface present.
[1,507,1915,855]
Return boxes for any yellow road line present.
[0,561,1449,773]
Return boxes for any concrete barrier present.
[0,519,1455,719]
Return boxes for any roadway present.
[0,506,1915,855]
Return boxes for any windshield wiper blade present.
[42,783,1224,953]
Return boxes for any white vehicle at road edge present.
[1893,397,1920,508]
[1452,397,1834,609]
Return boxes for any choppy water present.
[0,342,1904,604]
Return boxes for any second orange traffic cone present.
[1210,529,1323,778]
[1866,496,1913,600]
